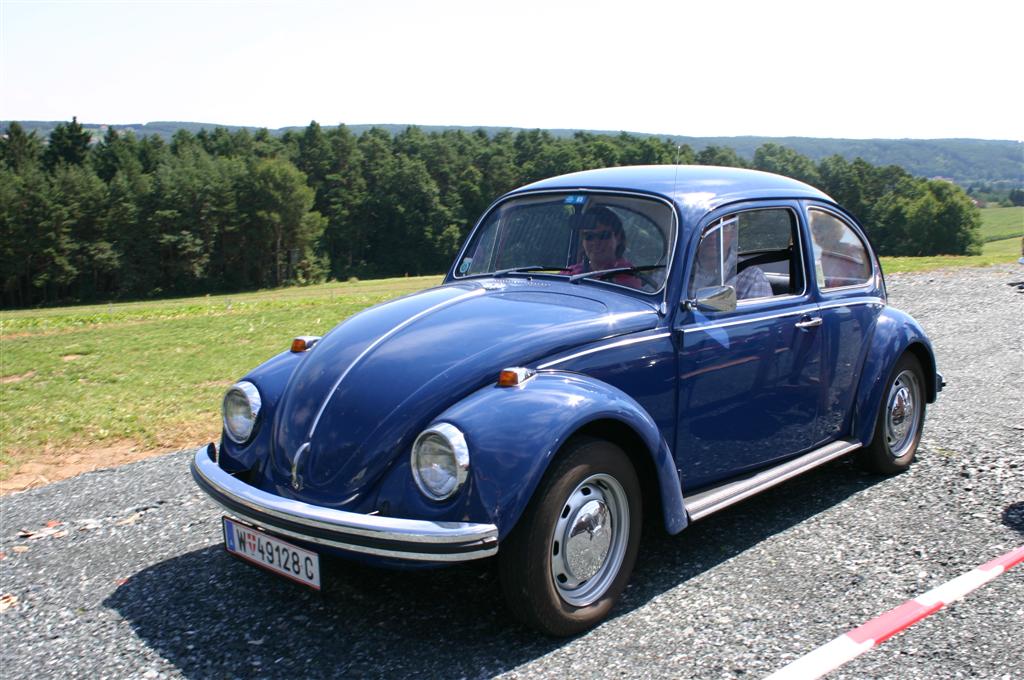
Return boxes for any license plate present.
[222,517,321,590]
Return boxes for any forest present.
[0,118,984,307]
[16,120,1023,187]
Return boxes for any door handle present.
[795,316,823,330]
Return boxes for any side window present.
[689,208,802,301]
[808,210,872,289]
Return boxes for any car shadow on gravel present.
[104,457,884,679]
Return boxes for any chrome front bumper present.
[190,444,498,562]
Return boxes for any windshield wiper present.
[568,264,664,283]
[487,266,566,277]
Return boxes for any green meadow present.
[880,234,1020,273]
[1,276,442,480]
[880,206,1021,273]
[2,206,1021,481]
[978,206,1024,242]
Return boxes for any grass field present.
[2,217,1022,487]
[879,235,1021,273]
[0,276,442,486]
[877,207,1021,273]
[978,206,1024,242]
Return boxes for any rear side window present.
[808,210,872,290]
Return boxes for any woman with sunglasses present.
[563,206,642,289]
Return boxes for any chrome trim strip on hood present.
[305,287,486,440]
[191,445,498,562]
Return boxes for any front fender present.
[853,306,939,447]
[218,350,304,472]
[435,371,687,540]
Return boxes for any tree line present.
[1,118,982,307]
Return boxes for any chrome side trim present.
[191,446,498,562]
[737,292,803,308]
[306,287,485,439]
[682,298,883,335]
[683,438,861,521]
[820,281,875,294]
[537,332,672,369]
[682,308,809,334]
[817,298,884,311]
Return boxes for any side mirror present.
[688,285,736,313]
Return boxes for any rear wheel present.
[498,437,641,636]
[857,353,925,474]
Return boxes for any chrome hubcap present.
[551,473,629,607]
[565,499,611,581]
[885,370,921,457]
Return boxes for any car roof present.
[512,165,835,227]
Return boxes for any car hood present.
[268,279,659,506]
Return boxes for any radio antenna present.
[673,143,682,194]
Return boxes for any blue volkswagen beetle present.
[192,165,942,635]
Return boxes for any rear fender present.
[853,307,939,447]
[436,371,687,539]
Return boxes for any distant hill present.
[7,120,1022,187]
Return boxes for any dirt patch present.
[151,421,220,450]
[1,370,36,384]
[62,354,85,361]
[2,442,156,494]
[1,423,220,495]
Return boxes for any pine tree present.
[43,117,93,170]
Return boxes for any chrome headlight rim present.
[222,381,262,444]
[411,422,470,501]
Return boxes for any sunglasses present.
[583,230,615,242]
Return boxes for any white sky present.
[1,0,1021,140]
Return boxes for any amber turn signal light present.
[497,367,535,387]
[290,336,322,353]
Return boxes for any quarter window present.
[808,210,872,289]
[689,208,803,301]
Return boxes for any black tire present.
[857,353,926,474]
[498,436,642,636]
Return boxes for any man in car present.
[692,219,772,300]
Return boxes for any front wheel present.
[857,353,926,474]
[498,437,642,636]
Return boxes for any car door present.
[675,202,827,490]
[805,204,885,443]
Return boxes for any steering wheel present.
[595,265,663,292]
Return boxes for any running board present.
[684,439,861,521]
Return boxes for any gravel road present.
[2,265,1022,679]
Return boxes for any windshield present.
[454,192,676,293]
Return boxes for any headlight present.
[222,381,262,444]
[411,423,469,501]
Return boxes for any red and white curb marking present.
[766,545,1024,680]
